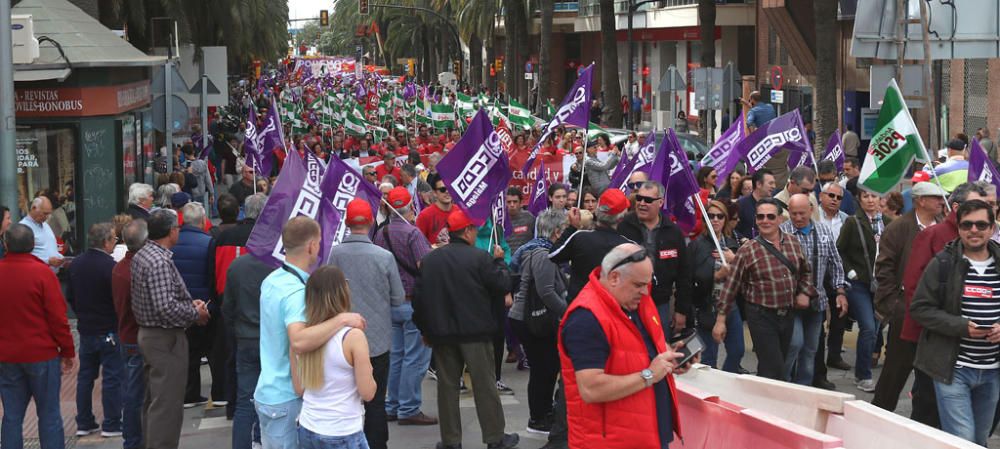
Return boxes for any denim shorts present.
[297,427,369,449]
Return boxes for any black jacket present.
[67,248,118,335]
[413,239,510,344]
[125,204,150,221]
[216,218,256,247]
[549,225,631,301]
[617,212,694,315]
[688,233,740,313]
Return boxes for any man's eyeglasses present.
[959,220,993,231]
[707,213,727,220]
[756,213,778,221]
[824,192,843,201]
[610,249,648,272]
[634,194,662,204]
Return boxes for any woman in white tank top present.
[294,266,377,449]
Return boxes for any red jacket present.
[0,253,75,362]
[558,268,681,449]
[901,212,958,342]
[112,252,140,345]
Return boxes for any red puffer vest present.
[558,268,682,449]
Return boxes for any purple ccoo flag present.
[705,113,747,190]
[527,161,549,216]
[522,64,593,172]
[609,132,658,194]
[246,150,340,269]
[436,109,513,225]
[822,129,844,173]
[649,129,701,233]
[786,146,815,170]
[243,99,284,177]
[969,138,1000,193]
[491,190,512,238]
[319,155,384,248]
[737,109,810,174]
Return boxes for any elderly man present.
[373,187,437,426]
[779,194,849,388]
[19,197,63,269]
[68,223,124,437]
[413,209,518,449]
[376,151,403,182]
[112,220,147,449]
[327,199,405,449]
[774,166,820,221]
[818,182,850,238]
[871,181,947,411]
[714,198,817,379]
[0,224,76,449]
[132,209,210,449]
[626,171,650,210]
[399,164,428,214]
[228,164,257,207]
[816,160,855,216]
[126,183,155,220]
[559,243,689,449]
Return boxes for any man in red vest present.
[558,243,690,449]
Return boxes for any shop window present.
[15,125,78,254]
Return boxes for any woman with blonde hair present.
[296,265,377,449]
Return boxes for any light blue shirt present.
[254,263,309,406]
[747,103,777,129]
[19,216,61,266]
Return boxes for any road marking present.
[199,417,233,430]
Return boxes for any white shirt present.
[819,210,849,239]
[19,216,61,267]
[299,327,365,437]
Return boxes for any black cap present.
[947,138,966,151]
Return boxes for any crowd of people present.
[5,84,1000,449]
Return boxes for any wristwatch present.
[640,369,654,387]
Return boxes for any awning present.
[14,68,72,82]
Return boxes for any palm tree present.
[697,0,716,136]
[600,0,622,126]
[536,0,554,114]
[453,0,501,87]
[813,0,838,152]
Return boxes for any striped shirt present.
[957,257,1000,369]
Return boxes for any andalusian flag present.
[587,122,610,141]
[858,79,929,194]
[508,99,533,130]
[345,113,368,137]
[279,100,299,124]
[431,103,455,130]
[456,93,476,118]
[415,108,433,126]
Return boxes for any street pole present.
[0,0,17,218]
[627,0,634,131]
[165,60,173,174]
[201,52,209,152]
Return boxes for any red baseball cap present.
[912,171,930,184]
[447,209,475,232]
[387,187,411,208]
[598,188,630,215]
[345,198,373,225]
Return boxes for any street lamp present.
[626,0,660,131]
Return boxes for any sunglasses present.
[627,182,645,190]
[610,249,648,272]
[959,220,993,231]
[635,194,662,204]
[756,213,778,221]
[824,192,844,201]
[363,171,376,177]
[435,187,449,193]
[707,213,727,220]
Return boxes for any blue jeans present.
[657,303,673,340]
[846,281,878,380]
[120,344,144,449]
[784,309,824,385]
[385,303,432,419]
[234,339,262,449]
[697,308,746,373]
[255,398,302,449]
[76,333,124,432]
[0,358,65,449]
[298,427,370,449]
[934,366,1000,446]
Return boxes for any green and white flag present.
[456,93,475,118]
[587,122,610,141]
[431,103,455,130]
[279,100,299,124]
[507,99,533,130]
[345,113,368,138]
[858,78,929,194]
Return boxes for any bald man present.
[19,197,64,268]
[779,194,849,388]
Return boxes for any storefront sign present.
[15,81,151,117]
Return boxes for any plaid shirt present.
[131,241,198,328]
[717,231,818,314]
[780,220,849,310]
[373,215,432,297]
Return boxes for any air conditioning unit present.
[11,15,40,64]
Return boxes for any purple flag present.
[649,129,700,233]
[737,109,810,174]
[969,138,1000,192]
[522,64,593,172]
[527,161,549,216]
[437,110,513,225]
[319,155,384,247]
[706,112,747,189]
[246,150,340,269]
[822,129,844,173]
[786,146,815,170]
[193,131,214,160]
[244,99,285,177]
[491,191,513,238]
[403,82,416,100]
[610,132,658,194]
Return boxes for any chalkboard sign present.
[79,119,121,248]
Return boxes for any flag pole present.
[577,135,589,208]
[917,144,952,212]
[694,193,728,267]
[380,196,408,221]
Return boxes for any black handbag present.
[522,250,559,336]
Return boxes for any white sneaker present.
[101,430,123,438]
[856,378,876,393]
[75,427,98,437]
[426,368,438,381]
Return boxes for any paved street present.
[8,324,998,449]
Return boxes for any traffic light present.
[495,58,504,73]
[407,59,415,76]
[359,0,369,15]
[319,9,329,27]
[453,60,461,78]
